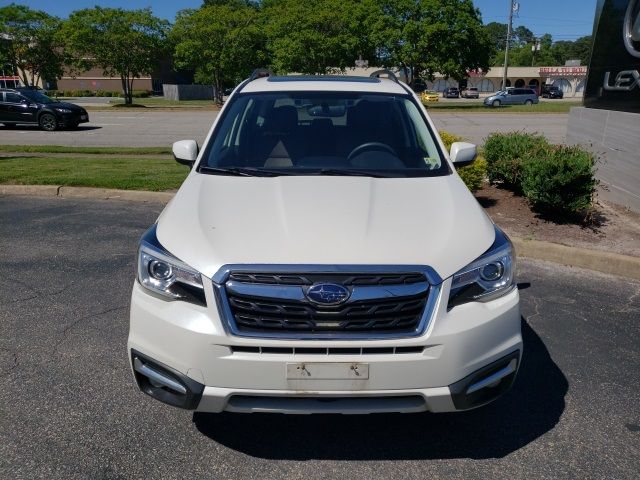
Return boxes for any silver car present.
[484,88,539,107]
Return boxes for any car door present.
[0,92,11,123]
[5,92,38,124]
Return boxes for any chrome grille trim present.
[212,264,443,340]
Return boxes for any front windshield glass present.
[20,90,55,104]
[201,92,448,177]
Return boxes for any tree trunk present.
[17,67,30,87]
[120,75,129,104]
[127,76,135,105]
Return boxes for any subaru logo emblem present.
[305,283,350,305]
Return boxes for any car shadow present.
[1,125,102,132]
[192,317,568,460]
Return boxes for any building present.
[434,65,587,97]
[56,67,156,93]
[346,65,587,97]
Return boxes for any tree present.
[262,0,378,75]
[513,26,534,47]
[59,7,169,104]
[484,22,508,55]
[0,4,64,87]
[171,4,266,103]
[373,0,491,86]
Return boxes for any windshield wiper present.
[198,166,293,177]
[314,169,393,178]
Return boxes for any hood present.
[156,173,495,282]
[48,101,84,111]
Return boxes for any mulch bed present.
[475,184,640,258]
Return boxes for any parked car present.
[420,90,439,102]
[460,87,480,99]
[483,88,539,107]
[541,86,564,99]
[0,87,89,131]
[129,70,522,415]
[443,87,460,98]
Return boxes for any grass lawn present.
[423,101,575,113]
[0,155,188,191]
[0,145,171,155]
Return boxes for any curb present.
[512,238,640,281]
[0,184,172,203]
[2,184,639,281]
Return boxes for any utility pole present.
[502,0,517,90]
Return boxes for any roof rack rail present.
[369,69,399,83]
[249,68,274,81]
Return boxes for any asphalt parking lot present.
[0,110,568,147]
[1,196,638,480]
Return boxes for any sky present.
[0,0,598,41]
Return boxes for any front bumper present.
[58,112,89,126]
[128,279,522,414]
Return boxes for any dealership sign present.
[584,0,640,113]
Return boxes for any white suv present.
[128,70,522,414]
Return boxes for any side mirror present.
[449,141,477,167]
[172,140,198,168]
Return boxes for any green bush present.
[438,130,463,150]
[118,90,152,98]
[95,89,117,97]
[521,145,597,215]
[45,90,60,97]
[438,130,487,192]
[457,156,488,192]
[484,132,549,189]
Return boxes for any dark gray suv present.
[483,88,539,107]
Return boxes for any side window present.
[5,92,23,103]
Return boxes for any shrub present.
[521,145,597,216]
[457,156,488,192]
[95,89,117,97]
[484,132,549,189]
[45,90,60,97]
[438,130,487,192]
[118,90,152,98]
[438,130,463,150]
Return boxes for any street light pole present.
[502,0,516,90]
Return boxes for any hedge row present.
[45,89,153,98]
[484,132,597,216]
[439,130,487,192]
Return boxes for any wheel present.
[39,113,57,131]
[492,99,501,107]
[525,99,533,106]
[346,142,397,162]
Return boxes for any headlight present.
[136,225,206,306]
[55,108,73,113]
[448,226,516,308]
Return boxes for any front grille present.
[216,268,435,339]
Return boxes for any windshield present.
[20,90,55,104]
[200,91,449,177]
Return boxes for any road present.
[1,196,638,480]
[0,110,568,147]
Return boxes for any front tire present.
[39,113,57,131]
[525,99,533,106]
[492,99,501,107]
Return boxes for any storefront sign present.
[539,67,588,76]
